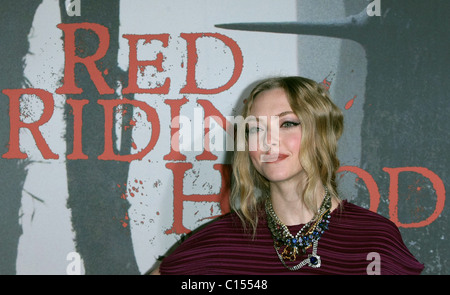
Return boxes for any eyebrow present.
[277,111,295,117]
[252,111,295,121]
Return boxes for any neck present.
[269,180,326,226]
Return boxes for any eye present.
[281,121,300,128]
[247,125,263,135]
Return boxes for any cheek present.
[290,137,302,153]
[282,131,302,154]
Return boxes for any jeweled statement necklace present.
[265,187,332,271]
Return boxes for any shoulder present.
[334,200,407,248]
[329,200,405,249]
[158,212,249,274]
[184,212,245,241]
[168,212,244,251]
[335,200,399,232]
[332,200,424,275]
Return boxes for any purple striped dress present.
[159,201,424,275]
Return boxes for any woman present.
[154,76,424,275]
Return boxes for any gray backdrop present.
[0,0,448,274]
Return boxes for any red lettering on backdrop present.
[66,98,89,160]
[1,88,58,159]
[163,97,189,161]
[56,23,114,95]
[339,165,446,228]
[122,34,171,94]
[383,167,446,228]
[98,98,160,162]
[196,99,234,161]
[165,162,231,234]
[4,23,444,232]
[180,33,243,94]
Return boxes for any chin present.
[260,166,304,184]
[262,171,293,183]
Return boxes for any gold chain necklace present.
[265,187,332,270]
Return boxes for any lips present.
[261,153,288,163]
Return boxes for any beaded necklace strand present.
[265,187,332,270]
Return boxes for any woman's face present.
[247,88,304,184]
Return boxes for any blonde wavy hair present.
[231,76,344,234]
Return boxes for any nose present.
[262,119,279,151]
